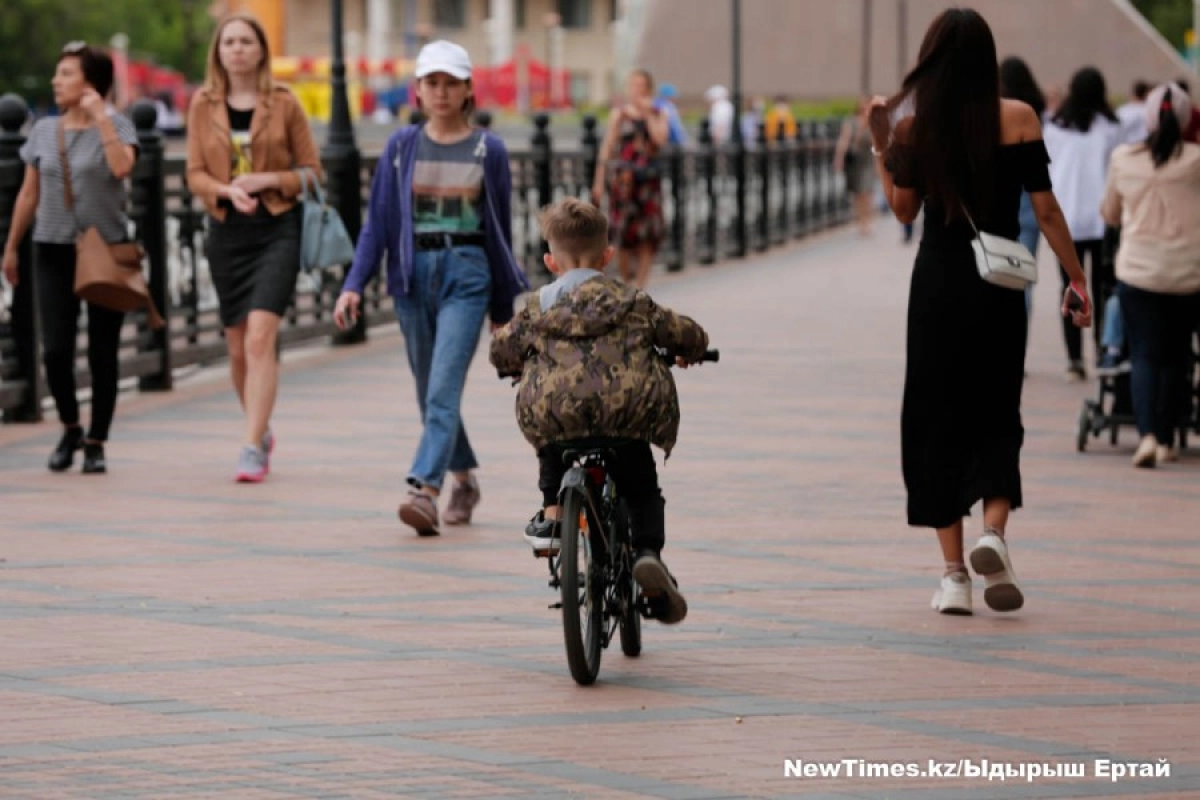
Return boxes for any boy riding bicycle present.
[489,198,710,624]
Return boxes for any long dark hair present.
[999,56,1045,119]
[1144,86,1185,168]
[887,8,1001,222]
[1051,67,1117,132]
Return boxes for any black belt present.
[414,232,486,250]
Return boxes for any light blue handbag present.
[296,168,355,272]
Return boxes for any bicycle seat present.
[558,437,643,467]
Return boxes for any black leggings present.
[1058,238,1114,363]
[537,439,666,553]
[35,242,125,442]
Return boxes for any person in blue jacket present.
[334,40,529,536]
[655,83,687,146]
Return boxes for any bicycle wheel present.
[615,499,642,658]
[560,484,603,685]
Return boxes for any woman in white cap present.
[334,40,528,535]
[1100,82,1200,468]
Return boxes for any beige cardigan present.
[1101,142,1200,295]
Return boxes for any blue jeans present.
[1101,294,1124,351]
[1117,282,1200,445]
[393,244,492,490]
[1017,193,1039,319]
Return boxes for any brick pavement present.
[2,224,1199,799]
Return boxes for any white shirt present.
[1116,101,1147,146]
[1043,117,1122,241]
[709,99,734,145]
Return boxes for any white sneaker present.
[969,531,1024,612]
[1156,444,1179,464]
[1133,435,1157,468]
[931,572,973,615]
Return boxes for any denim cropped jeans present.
[393,243,491,491]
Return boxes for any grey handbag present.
[963,206,1038,291]
[296,168,355,272]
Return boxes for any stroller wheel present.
[1077,405,1091,453]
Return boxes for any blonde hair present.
[539,199,609,263]
[203,13,273,96]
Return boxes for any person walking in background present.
[1101,82,1200,468]
[835,98,877,237]
[999,56,1047,334]
[1116,80,1151,145]
[654,83,687,146]
[869,8,1092,616]
[2,42,138,475]
[1043,66,1122,381]
[704,85,734,146]
[764,96,797,143]
[186,13,322,482]
[334,40,528,536]
[592,68,668,290]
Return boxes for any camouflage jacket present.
[489,276,709,455]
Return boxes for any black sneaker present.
[81,442,107,474]
[524,511,560,556]
[633,549,688,624]
[48,427,84,473]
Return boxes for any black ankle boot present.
[81,442,107,474]
[48,427,84,472]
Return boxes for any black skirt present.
[901,240,1028,528]
[205,205,301,328]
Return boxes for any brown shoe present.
[398,489,440,536]
[443,475,480,526]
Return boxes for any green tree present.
[1132,0,1194,49]
[0,0,213,102]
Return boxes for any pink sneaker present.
[234,445,268,483]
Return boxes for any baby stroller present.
[1076,297,1200,453]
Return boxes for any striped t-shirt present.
[412,129,485,233]
[19,111,138,244]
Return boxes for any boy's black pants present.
[537,439,665,554]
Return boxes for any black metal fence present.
[0,96,850,423]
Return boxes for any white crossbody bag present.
[963,206,1038,291]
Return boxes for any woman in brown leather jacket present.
[186,13,321,483]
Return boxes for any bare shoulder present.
[1000,98,1041,144]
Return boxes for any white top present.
[709,99,734,145]
[1043,117,1123,241]
[1101,142,1200,295]
[1116,101,1148,146]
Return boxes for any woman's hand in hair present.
[80,89,107,123]
[867,96,892,151]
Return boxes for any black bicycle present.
[541,348,719,685]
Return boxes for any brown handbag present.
[58,121,164,328]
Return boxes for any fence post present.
[325,112,365,347]
[757,121,770,252]
[698,119,717,264]
[667,143,686,271]
[531,113,553,281]
[825,119,840,226]
[129,101,172,392]
[0,93,41,422]
[794,121,809,239]
[580,114,598,200]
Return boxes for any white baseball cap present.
[415,40,472,80]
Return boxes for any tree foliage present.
[1132,0,1194,49]
[0,0,213,103]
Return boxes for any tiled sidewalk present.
[2,226,1198,799]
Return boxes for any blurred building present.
[221,0,644,107]
[634,0,1195,103]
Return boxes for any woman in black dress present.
[867,9,1093,615]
